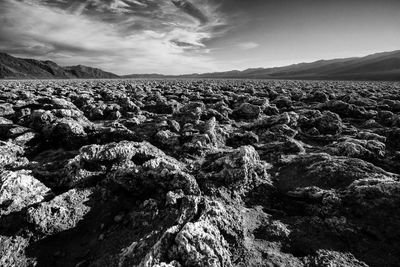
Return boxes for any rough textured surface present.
[0,170,51,216]
[26,188,92,235]
[1,79,400,267]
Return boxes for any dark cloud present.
[171,39,200,48]
[171,0,209,24]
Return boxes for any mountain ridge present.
[0,53,119,79]
[170,50,400,81]
[1,50,400,80]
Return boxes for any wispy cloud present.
[237,42,259,50]
[0,0,227,74]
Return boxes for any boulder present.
[198,146,271,193]
[231,103,261,120]
[26,188,92,235]
[276,153,395,192]
[0,170,51,216]
[171,221,232,267]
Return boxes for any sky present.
[0,0,399,75]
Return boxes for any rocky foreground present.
[1,79,400,267]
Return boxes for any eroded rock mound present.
[198,145,272,194]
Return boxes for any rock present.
[380,99,400,112]
[49,118,87,146]
[377,110,395,126]
[343,177,400,208]
[63,141,162,187]
[0,170,51,216]
[263,104,280,115]
[226,131,259,148]
[318,100,371,119]
[176,102,205,124]
[362,119,382,128]
[168,119,181,133]
[26,188,92,235]
[231,103,261,120]
[304,249,368,267]
[256,138,305,161]
[273,95,292,109]
[171,221,232,267]
[109,154,200,198]
[276,153,395,192]
[166,190,185,206]
[6,125,31,139]
[299,110,343,136]
[248,112,291,129]
[0,235,34,267]
[65,141,200,196]
[385,128,400,150]
[50,98,79,110]
[0,141,28,168]
[143,103,177,114]
[29,109,56,132]
[0,103,15,118]
[199,146,271,193]
[0,117,13,125]
[308,91,329,103]
[316,111,343,135]
[356,131,386,142]
[155,130,180,148]
[325,137,386,160]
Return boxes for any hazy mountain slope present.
[175,50,400,80]
[122,73,167,78]
[63,65,119,79]
[0,53,120,79]
[0,53,67,79]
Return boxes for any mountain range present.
[0,52,118,79]
[179,50,400,81]
[1,50,400,80]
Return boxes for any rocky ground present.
[1,79,400,266]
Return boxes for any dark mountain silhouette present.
[0,52,119,79]
[2,50,400,80]
[63,65,119,79]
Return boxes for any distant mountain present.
[124,50,400,81]
[2,50,400,80]
[0,52,119,79]
[63,65,119,79]
[122,73,168,79]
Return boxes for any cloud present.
[171,0,209,24]
[237,42,259,50]
[0,0,227,74]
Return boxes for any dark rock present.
[26,188,92,235]
[231,103,261,120]
[276,153,395,192]
[198,146,272,194]
[304,249,368,267]
[226,131,259,148]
